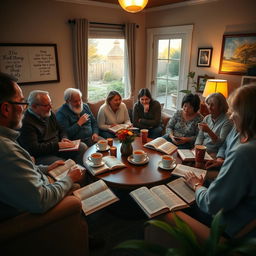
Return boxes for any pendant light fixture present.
[118,0,148,13]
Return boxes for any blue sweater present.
[56,103,99,142]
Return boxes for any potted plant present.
[114,210,256,256]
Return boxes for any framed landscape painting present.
[219,34,256,75]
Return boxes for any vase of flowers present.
[116,129,136,156]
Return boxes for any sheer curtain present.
[71,18,88,102]
[125,23,136,98]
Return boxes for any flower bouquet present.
[116,129,136,156]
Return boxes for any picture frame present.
[219,33,256,75]
[0,43,60,85]
[197,48,213,67]
[197,75,214,92]
[240,76,256,86]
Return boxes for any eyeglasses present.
[7,100,29,109]
[36,103,52,108]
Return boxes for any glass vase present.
[120,142,133,156]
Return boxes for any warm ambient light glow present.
[203,79,228,98]
[118,0,148,13]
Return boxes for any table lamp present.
[203,79,228,98]
[118,0,148,13]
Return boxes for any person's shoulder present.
[151,99,161,107]
[56,103,68,114]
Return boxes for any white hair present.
[28,90,49,106]
[64,88,82,102]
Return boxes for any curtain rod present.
[68,19,139,28]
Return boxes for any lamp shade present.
[118,0,148,13]
[203,79,228,98]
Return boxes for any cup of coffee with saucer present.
[159,155,175,170]
[88,152,104,167]
[128,149,148,165]
[97,140,108,151]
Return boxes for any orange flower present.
[117,129,136,144]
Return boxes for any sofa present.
[0,196,89,256]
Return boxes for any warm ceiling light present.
[203,79,228,98]
[118,0,148,13]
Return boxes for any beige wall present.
[146,0,256,94]
[1,0,255,107]
[0,0,146,108]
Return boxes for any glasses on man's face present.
[7,100,29,110]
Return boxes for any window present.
[88,24,129,102]
[146,25,193,114]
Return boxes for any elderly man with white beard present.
[56,88,99,147]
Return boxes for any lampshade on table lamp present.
[203,79,228,98]
[118,0,148,13]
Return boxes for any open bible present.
[130,177,194,218]
[177,149,213,162]
[144,137,177,155]
[108,124,130,133]
[73,180,119,216]
[84,156,126,176]
[59,139,81,152]
[172,164,207,179]
[48,159,85,181]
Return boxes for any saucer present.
[87,160,105,168]
[96,144,110,152]
[158,160,176,170]
[127,155,149,165]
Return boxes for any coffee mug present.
[97,140,108,151]
[133,150,147,163]
[161,155,174,168]
[107,138,113,147]
[140,129,149,144]
[195,145,206,163]
[88,152,103,165]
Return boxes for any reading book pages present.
[177,149,213,162]
[108,124,129,133]
[130,184,189,219]
[144,137,177,155]
[166,178,195,204]
[59,139,80,152]
[73,180,119,216]
[85,156,126,176]
[172,164,207,179]
[49,159,85,181]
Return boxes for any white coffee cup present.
[133,150,147,163]
[97,140,108,151]
[161,155,174,168]
[89,152,103,165]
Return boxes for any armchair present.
[0,196,88,256]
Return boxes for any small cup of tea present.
[97,140,108,151]
[133,149,147,163]
[110,146,117,157]
[195,145,206,163]
[89,152,103,165]
[161,155,174,168]
[107,138,113,147]
[140,129,149,144]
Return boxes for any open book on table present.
[48,159,85,181]
[177,149,213,162]
[73,180,119,216]
[130,177,194,218]
[84,156,126,176]
[108,124,130,133]
[144,137,177,155]
[59,139,80,152]
[172,164,207,179]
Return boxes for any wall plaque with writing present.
[0,43,60,85]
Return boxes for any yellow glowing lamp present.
[203,79,228,98]
[118,0,148,13]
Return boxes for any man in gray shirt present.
[0,72,84,220]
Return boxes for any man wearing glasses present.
[18,90,87,165]
[0,72,84,220]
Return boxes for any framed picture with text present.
[0,43,60,85]
[219,34,256,75]
[197,48,213,67]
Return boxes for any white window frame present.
[146,25,193,114]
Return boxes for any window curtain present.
[125,23,136,98]
[71,18,88,102]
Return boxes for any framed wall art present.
[219,33,256,75]
[240,76,256,86]
[197,48,213,67]
[0,43,60,85]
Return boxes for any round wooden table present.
[83,137,181,190]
